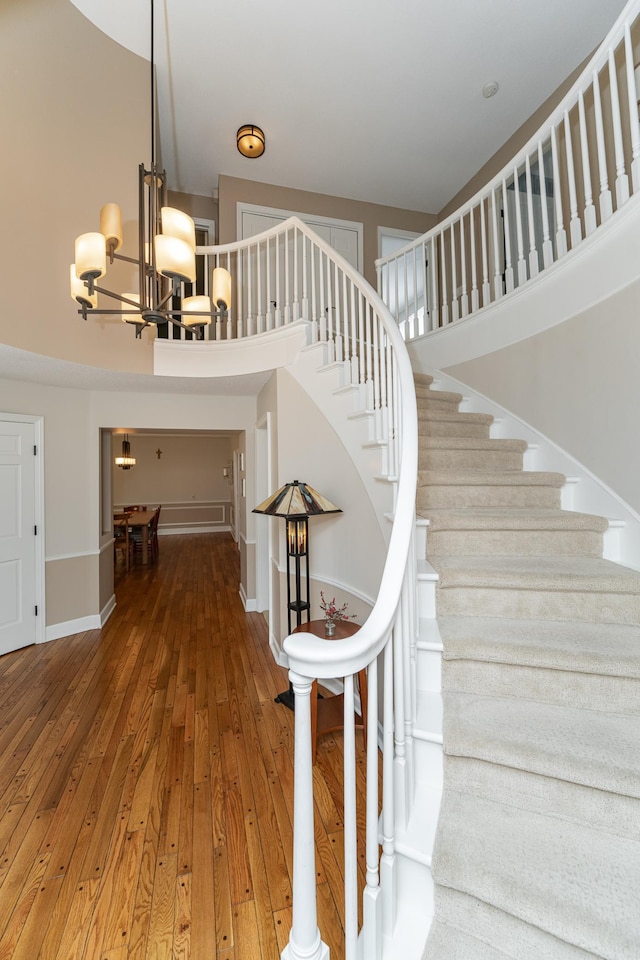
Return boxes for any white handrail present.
[376,0,640,341]
[189,215,418,959]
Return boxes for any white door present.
[239,204,363,271]
[0,420,37,655]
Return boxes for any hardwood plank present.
[0,534,373,960]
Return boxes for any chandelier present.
[69,0,231,340]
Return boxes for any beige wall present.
[258,369,385,648]
[112,433,235,531]
[445,277,640,516]
[1,0,155,373]
[0,374,257,629]
[218,175,437,287]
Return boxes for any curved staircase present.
[415,373,640,960]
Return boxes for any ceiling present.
[68,0,627,214]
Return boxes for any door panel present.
[0,421,36,655]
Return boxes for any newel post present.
[282,670,329,960]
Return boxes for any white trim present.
[44,613,102,644]
[272,561,376,610]
[239,582,257,612]
[237,201,364,273]
[1,412,46,644]
[158,524,231,536]
[46,550,100,562]
[101,593,117,626]
[239,531,256,547]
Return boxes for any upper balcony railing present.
[376,0,640,341]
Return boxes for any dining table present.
[116,510,157,565]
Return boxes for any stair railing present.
[189,217,418,959]
[376,0,640,340]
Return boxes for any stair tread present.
[419,507,609,532]
[438,615,640,677]
[417,409,494,424]
[419,436,527,451]
[433,554,640,593]
[418,469,566,487]
[430,888,604,960]
[444,690,640,797]
[432,791,640,958]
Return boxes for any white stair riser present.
[428,528,604,558]
[418,578,437,618]
[416,647,442,692]
[413,737,445,787]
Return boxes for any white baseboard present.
[42,593,116,644]
[239,583,257,612]
[44,614,102,643]
[158,524,231,536]
[101,593,117,626]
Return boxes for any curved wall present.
[409,195,640,515]
[1,0,154,372]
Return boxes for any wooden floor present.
[0,533,370,959]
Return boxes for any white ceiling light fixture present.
[237,124,266,158]
[69,0,232,340]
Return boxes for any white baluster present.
[350,281,359,386]
[564,110,583,248]
[293,225,299,319]
[372,313,381,439]
[490,186,503,297]
[334,260,342,362]
[310,239,318,342]
[257,236,265,332]
[236,251,244,339]
[593,69,613,221]
[282,671,329,960]
[343,272,350,377]
[411,246,419,335]
[450,223,459,321]
[363,658,381,960]
[551,125,568,257]
[302,231,309,321]
[525,155,539,277]
[365,302,374,411]
[393,605,407,828]
[284,227,292,324]
[537,141,554,269]
[319,249,326,342]
[624,23,640,192]
[470,205,480,313]
[609,47,630,207]
[327,259,335,361]
[513,165,527,286]
[578,91,597,235]
[459,215,469,317]
[275,232,282,327]
[480,197,491,306]
[430,236,439,328]
[246,245,253,337]
[380,638,396,936]
[439,232,449,325]
[343,673,358,960]
[501,179,514,292]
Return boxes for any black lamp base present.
[274,683,296,711]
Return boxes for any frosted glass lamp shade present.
[100,203,123,251]
[236,125,265,158]
[154,235,196,283]
[121,292,141,324]
[75,232,106,281]
[70,265,97,309]
[182,295,212,326]
[212,267,232,311]
[161,207,196,249]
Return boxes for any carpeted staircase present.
[415,373,640,960]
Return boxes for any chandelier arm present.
[111,252,143,267]
[91,287,143,309]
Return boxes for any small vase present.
[324,619,336,637]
